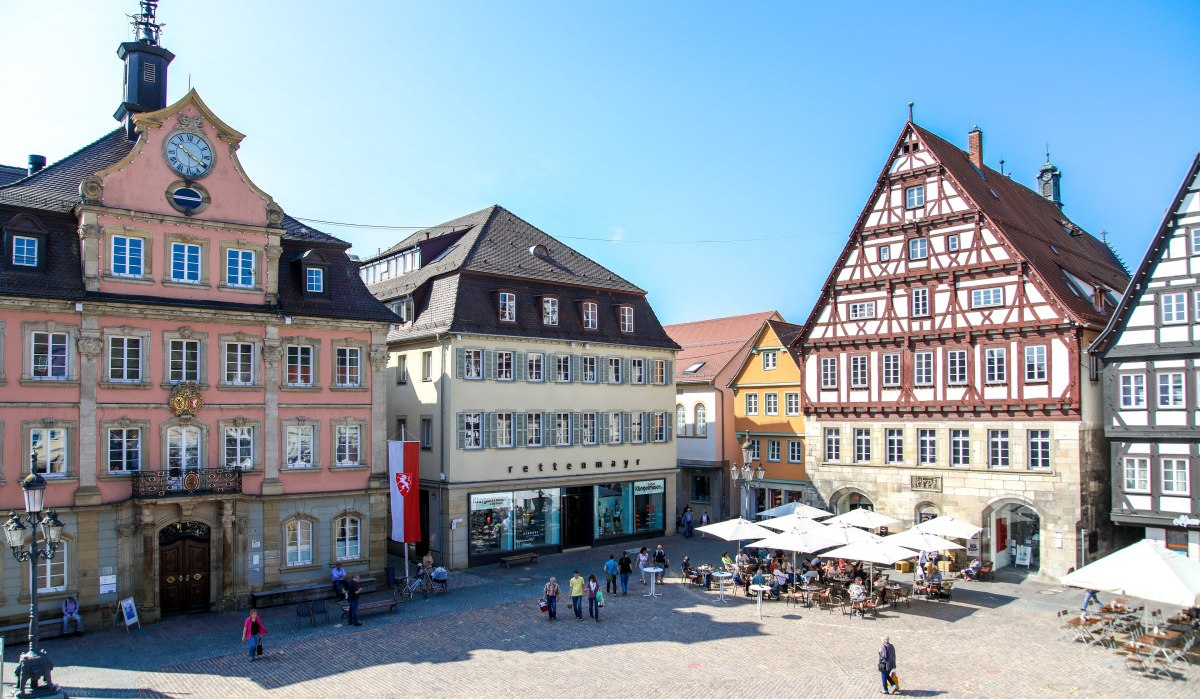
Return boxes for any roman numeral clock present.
[162,128,213,215]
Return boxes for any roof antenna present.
[907,102,914,123]
[188,73,192,91]
[999,157,1005,175]
[1045,142,1051,163]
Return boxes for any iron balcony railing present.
[130,468,243,498]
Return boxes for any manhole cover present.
[1038,589,1060,595]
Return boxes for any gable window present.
[285,425,315,468]
[30,428,67,476]
[908,238,928,260]
[985,347,1007,384]
[947,350,968,385]
[904,185,925,209]
[498,292,516,322]
[882,353,901,387]
[607,357,622,384]
[1119,374,1146,408]
[225,342,255,385]
[950,429,970,467]
[988,429,1009,468]
[1192,229,1200,256]
[108,428,141,473]
[335,347,361,387]
[542,297,558,326]
[652,359,667,384]
[335,425,361,465]
[911,287,929,317]
[112,236,144,277]
[619,306,635,333]
[305,267,324,293]
[109,336,142,383]
[918,429,936,465]
[527,352,544,382]
[582,301,598,330]
[170,242,201,283]
[169,339,200,383]
[853,428,871,463]
[947,234,959,252]
[12,235,38,266]
[1123,457,1149,492]
[823,428,840,462]
[1027,429,1051,470]
[970,287,1004,308]
[224,426,254,470]
[630,358,645,384]
[581,356,597,383]
[879,246,891,262]
[914,351,933,386]
[820,356,838,389]
[745,393,758,416]
[391,297,415,323]
[526,413,543,447]
[31,331,69,379]
[850,355,868,388]
[1024,345,1047,382]
[849,302,875,320]
[285,520,313,567]
[1162,458,1190,495]
[286,345,314,386]
[335,516,361,561]
[463,349,483,380]
[695,404,708,435]
[785,392,800,416]
[764,393,779,415]
[226,249,255,288]
[762,351,778,370]
[1158,372,1185,408]
[1161,292,1187,324]
[555,354,571,382]
[885,429,903,464]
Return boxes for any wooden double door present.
[159,524,211,616]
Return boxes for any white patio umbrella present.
[1061,539,1200,608]
[757,502,833,520]
[695,517,774,543]
[759,514,837,533]
[824,539,921,588]
[747,526,843,582]
[822,521,883,546]
[886,529,965,553]
[825,509,899,529]
[913,516,982,540]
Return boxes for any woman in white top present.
[637,547,650,585]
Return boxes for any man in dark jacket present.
[878,636,898,694]
[345,576,362,626]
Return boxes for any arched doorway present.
[833,490,874,514]
[915,502,940,525]
[159,521,211,616]
[988,502,1041,570]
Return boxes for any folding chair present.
[311,599,331,625]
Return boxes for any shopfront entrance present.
[158,522,211,616]
[561,487,594,548]
[989,502,1041,570]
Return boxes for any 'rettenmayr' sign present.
[634,479,664,495]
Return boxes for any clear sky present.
[2,1,1197,326]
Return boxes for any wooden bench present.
[251,576,377,609]
[0,618,71,645]
[499,553,539,568]
[340,587,400,620]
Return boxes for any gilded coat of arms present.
[170,382,204,419]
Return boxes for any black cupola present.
[114,1,174,139]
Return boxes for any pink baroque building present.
[0,8,394,627]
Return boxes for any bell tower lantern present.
[114,1,174,138]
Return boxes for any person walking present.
[603,554,619,594]
[682,507,693,538]
[345,575,363,626]
[878,636,898,694]
[700,511,710,538]
[653,544,668,583]
[569,570,585,620]
[242,609,267,662]
[586,574,601,622]
[637,547,650,585]
[618,551,633,595]
[1082,589,1102,611]
[543,576,561,621]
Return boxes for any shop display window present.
[593,479,665,539]
[469,488,560,555]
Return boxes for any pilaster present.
[75,314,102,506]
[220,500,237,610]
[261,497,281,588]
[261,325,283,495]
[74,510,100,609]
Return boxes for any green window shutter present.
[483,412,496,448]
[455,348,465,379]
[643,412,652,441]
[514,352,526,381]
[484,350,496,380]
[619,358,627,384]
[598,357,608,384]
[621,412,630,443]
[597,411,608,443]
[665,359,674,385]
[456,412,466,449]
[664,412,673,442]
[515,412,527,446]
[571,412,581,445]
[570,354,580,383]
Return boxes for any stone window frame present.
[217,417,263,472]
[103,226,154,283]
[281,336,323,391]
[162,231,211,288]
[99,416,151,477]
[330,417,369,469]
[161,327,209,388]
[102,325,152,387]
[21,320,79,385]
[282,514,320,570]
[282,416,321,470]
[159,416,209,475]
[23,418,77,480]
[330,338,368,391]
[217,332,262,390]
[217,240,264,292]
[331,509,367,563]
[17,533,75,604]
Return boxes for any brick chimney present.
[968,126,983,169]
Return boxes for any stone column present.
[261,326,282,495]
[75,317,102,506]
[138,504,160,622]
[220,500,237,610]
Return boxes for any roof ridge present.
[664,310,778,329]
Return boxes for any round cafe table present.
[711,571,733,603]
[749,584,771,619]
[643,567,663,598]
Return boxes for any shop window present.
[1165,529,1189,553]
[469,489,562,557]
[692,475,711,503]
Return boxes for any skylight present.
[684,362,705,373]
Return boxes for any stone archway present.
[982,498,1041,571]
[830,487,875,514]
[158,521,211,616]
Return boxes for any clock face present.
[164,132,214,179]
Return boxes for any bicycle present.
[396,573,430,602]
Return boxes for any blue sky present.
[2,1,1197,326]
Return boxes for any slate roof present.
[370,206,676,349]
[0,129,134,211]
[912,124,1129,327]
[0,207,85,299]
[665,311,780,384]
[1090,153,1200,357]
[0,165,25,186]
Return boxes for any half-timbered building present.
[798,122,1129,576]
[1090,154,1200,559]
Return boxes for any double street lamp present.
[730,438,765,517]
[4,472,67,699]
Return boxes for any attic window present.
[684,362,705,374]
[143,62,156,83]
[529,244,549,258]
[12,236,38,267]
[429,244,457,265]
[306,268,324,293]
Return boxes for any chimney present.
[968,126,983,169]
[27,155,46,176]
[113,2,174,139]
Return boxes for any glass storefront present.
[468,488,561,556]
[594,478,665,540]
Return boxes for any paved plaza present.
[4,536,1195,698]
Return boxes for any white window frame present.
[1027,429,1051,470]
[285,519,313,567]
[335,516,361,561]
[947,234,959,252]
[224,425,254,470]
[985,347,1007,384]
[630,413,645,444]
[630,358,645,384]
[619,306,634,333]
[335,347,361,387]
[908,237,928,260]
[463,412,482,450]
[820,356,838,389]
[904,184,925,210]
[745,393,758,416]
[527,353,544,382]
[224,342,255,385]
[335,424,361,466]
[496,412,514,448]
[170,242,201,283]
[581,412,597,445]
[1122,457,1149,493]
[286,345,314,387]
[767,439,781,462]
[554,412,571,446]
[850,355,868,388]
[496,351,514,382]
[542,297,559,326]
[226,248,255,288]
[914,351,933,386]
[784,392,800,416]
[950,429,970,467]
[652,413,667,443]
[911,287,929,317]
[879,246,891,262]
[1119,373,1146,409]
[970,287,1005,308]
[849,302,875,320]
[12,235,38,267]
[30,428,67,476]
[306,267,324,293]
[1161,292,1188,324]
[882,353,901,387]
[581,356,598,383]
[885,428,903,464]
[1024,345,1047,383]
[823,428,840,463]
[285,425,316,468]
[787,440,803,464]
[853,428,871,463]
[108,336,142,383]
[111,235,144,277]
[37,543,67,593]
[608,413,622,445]
[762,351,778,370]
[30,331,70,380]
[764,392,779,416]
[526,413,543,447]
[918,429,937,465]
[107,427,141,473]
[555,354,571,382]
[169,339,200,384]
[947,349,967,386]
[1158,372,1185,409]
[464,349,483,380]
[1162,458,1190,495]
[498,292,517,322]
[676,404,687,435]
[988,429,1009,468]
[608,357,623,384]
[582,301,598,330]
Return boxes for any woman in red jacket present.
[242,609,267,661]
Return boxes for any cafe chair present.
[311,599,331,625]
[295,602,314,629]
[893,585,911,608]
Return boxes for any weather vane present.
[129,0,164,45]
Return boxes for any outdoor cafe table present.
[643,567,663,598]
[797,584,821,607]
[749,584,771,619]
[711,571,733,604]
[1139,629,1183,645]
[1066,616,1104,644]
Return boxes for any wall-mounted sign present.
[910,476,942,493]
[633,480,664,495]
[470,493,513,510]
[1172,514,1199,528]
[99,575,117,595]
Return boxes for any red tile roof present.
[665,311,781,383]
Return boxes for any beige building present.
[363,206,679,568]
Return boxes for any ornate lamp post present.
[729,437,765,517]
[4,472,67,699]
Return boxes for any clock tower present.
[114,0,174,138]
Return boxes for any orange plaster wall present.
[731,325,807,481]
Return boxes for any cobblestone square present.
[6,537,1195,698]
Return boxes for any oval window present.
[171,187,205,211]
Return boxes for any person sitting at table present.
[721,551,735,570]
[735,549,751,568]
[928,566,943,584]
[770,567,788,599]
[848,580,867,616]
[680,556,702,586]
[747,570,766,596]
[961,558,983,581]
[923,560,938,582]
[801,567,820,585]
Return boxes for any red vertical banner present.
[388,440,421,542]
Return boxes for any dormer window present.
[542,297,559,326]
[619,305,634,333]
[499,292,517,322]
[582,301,598,330]
[391,296,414,323]
[298,249,330,298]
[306,268,324,293]
[12,236,38,266]
[3,214,50,272]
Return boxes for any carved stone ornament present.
[77,336,103,360]
[79,176,104,202]
[232,417,247,428]
[262,344,283,366]
[170,382,204,419]
[117,416,134,428]
[178,326,194,340]
[233,332,252,342]
[369,348,389,371]
[265,202,285,226]
[79,223,102,240]
[178,114,203,129]
[265,244,283,261]
[41,417,56,428]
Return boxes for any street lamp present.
[729,437,766,517]
[5,472,67,699]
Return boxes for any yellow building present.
[728,319,815,516]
